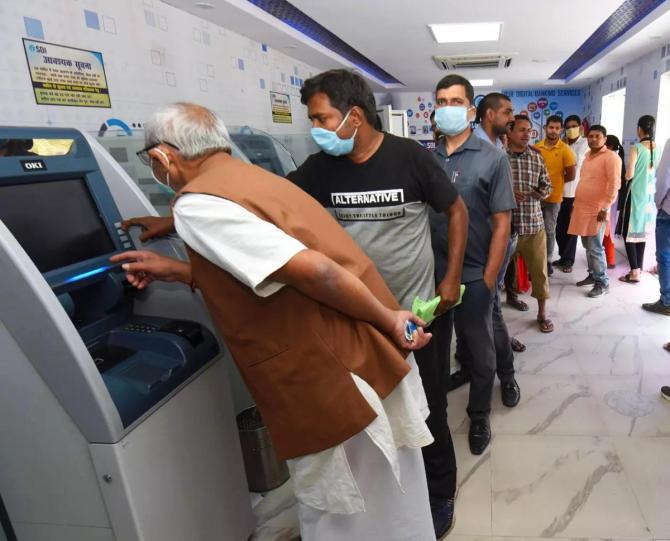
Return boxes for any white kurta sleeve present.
[173,193,307,297]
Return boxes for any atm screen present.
[0,178,116,273]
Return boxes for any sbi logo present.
[28,44,47,54]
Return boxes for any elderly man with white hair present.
[113,102,439,541]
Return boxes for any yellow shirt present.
[534,139,576,203]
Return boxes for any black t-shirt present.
[287,133,458,307]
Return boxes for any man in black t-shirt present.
[288,69,468,540]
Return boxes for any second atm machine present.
[0,128,255,541]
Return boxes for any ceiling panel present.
[163,0,670,90]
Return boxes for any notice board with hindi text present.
[22,38,111,108]
[270,91,292,124]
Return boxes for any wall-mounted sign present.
[22,38,111,108]
[270,91,292,124]
[503,88,584,144]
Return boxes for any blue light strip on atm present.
[62,265,113,284]
[51,262,127,289]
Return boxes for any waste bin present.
[236,406,290,493]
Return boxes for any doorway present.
[656,71,670,150]
[601,88,626,140]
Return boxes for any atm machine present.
[227,126,298,176]
[0,128,255,540]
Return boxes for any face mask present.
[435,106,472,136]
[566,127,580,140]
[310,110,358,156]
[150,148,176,197]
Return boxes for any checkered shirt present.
[507,148,552,236]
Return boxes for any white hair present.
[144,102,231,159]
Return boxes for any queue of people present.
[111,70,669,540]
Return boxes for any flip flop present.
[561,266,573,274]
[537,318,554,333]
[506,298,529,312]
[618,274,640,284]
[664,343,670,353]
[511,337,526,352]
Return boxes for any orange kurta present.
[568,148,622,237]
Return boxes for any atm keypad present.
[114,222,132,249]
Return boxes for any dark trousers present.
[492,292,515,381]
[415,310,457,499]
[455,288,515,380]
[456,237,516,389]
[504,253,518,297]
[556,197,578,266]
[492,237,515,382]
[453,279,497,421]
[625,241,646,270]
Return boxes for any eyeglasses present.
[136,141,180,166]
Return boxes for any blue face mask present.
[150,148,177,197]
[435,106,472,136]
[310,110,358,156]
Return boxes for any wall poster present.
[22,38,111,108]
[270,91,292,124]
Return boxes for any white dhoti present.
[297,431,435,541]
[288,353,436,541]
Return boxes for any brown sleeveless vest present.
[178,154,410,459]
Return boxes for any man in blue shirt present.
[473,92,512,150]
[431,75,517,456]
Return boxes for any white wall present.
[390,91,437,141]
[0,0,321,135]
[582,43,670,147]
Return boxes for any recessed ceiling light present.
[532,59,547,63]
[194,2,215,9]
[650,35,662,40]
[470,79,494,87]
[283,45,297,49]
[428,22,502,44]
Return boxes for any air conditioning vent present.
[432,54,512,70]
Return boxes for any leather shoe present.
[501,379,521,407]
[447,369,471,392]
[430,496,455,540]
[642,300,670,316]
[468,418,491,455]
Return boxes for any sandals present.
[619,273,640,284]
[561,266,573,274]
[664,343,670,353]
[511,337,526,353]
[506,298,529,312]
[537,318,554,333]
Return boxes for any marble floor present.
[249,245,670,541]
